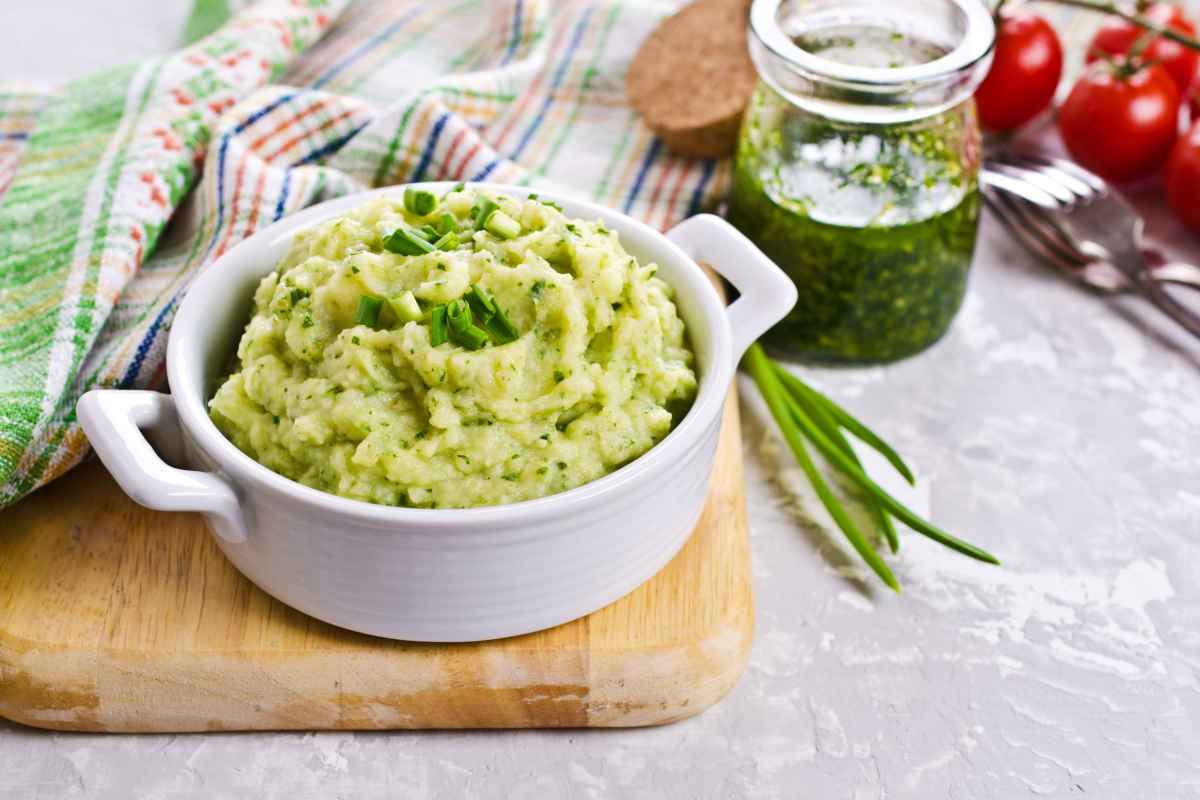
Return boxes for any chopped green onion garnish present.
[383,226,436,256]
[470,197,499,230]
[355,295,383,328]
[434,231,459,251]
[454,324,489,350]
[466,284,498,320]
[289,287,310,305]
[435,212,457,236]
[430,305,448,346]
[450,182,465,194]
[404,187,438,216]
[484,313,518,344]
[464,284,518,344]
[416,224,440,241]
[446,298,490,350]
[485,210,521,239]
[388,291,422,323]
[445,299,473,333]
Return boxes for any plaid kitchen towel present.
[0,0,728,508]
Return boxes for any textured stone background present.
[3,2,1199,798]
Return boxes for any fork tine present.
[1023,160,1100,201]
[989,152,1104,203]
[994,188,1092,265]
[986,160,1076,205]
[979,169,1062,208]
[1003,184,1104,263]
[1039,156,1107,194]
[983,189,1087,272]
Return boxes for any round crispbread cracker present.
[627,0,757,159]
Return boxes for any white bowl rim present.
[166,182,734,528]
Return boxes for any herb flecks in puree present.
[729,30,982,364]
[209,188,697,508]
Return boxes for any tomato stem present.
[1045,0,1200,52]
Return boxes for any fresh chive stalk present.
[404,187,438,216]
[743,343,999,589]
[776,364,900,554]
[744,345,898,590]
[778,369,916,485]
[355,295,383,328]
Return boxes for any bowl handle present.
[666,214,797,363]
[77,390,248,544]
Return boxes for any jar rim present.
[749,0,995,89]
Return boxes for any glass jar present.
[728,0,995,363]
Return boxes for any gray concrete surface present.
[2,2,1198,797]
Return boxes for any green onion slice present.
[404,187,438,216]
[466,284,498,321]
[445,299,472,333]
[430,305,448,346]
[355,295,383,328]
[435,212,457,236]
[383,226,436,256]
[453,324,489,350]
[434,231,459,251]
[470,197,499,230]
[485,210,522,240]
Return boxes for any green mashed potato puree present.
[209,186,698,508]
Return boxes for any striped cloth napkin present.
[0,0,726,508]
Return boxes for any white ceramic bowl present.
[77,183,796,642]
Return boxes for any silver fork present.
[981,154,1200,339]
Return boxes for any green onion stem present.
[404,187,438,216]
[745,343,1000,587]
[786,391,1000,565]
[355,295,383,328]
[471,197,499,230]
[776,363,900,554]
[383,226,436,256]
[485,210,522,239]
[436,212,457,236]
[775,367,915,485]
[744,345,899,590]
[430,305,448,346]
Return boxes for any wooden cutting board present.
[0,389,751,732]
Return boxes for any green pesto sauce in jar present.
[729,28,982,364]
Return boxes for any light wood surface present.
[0,390,751,732]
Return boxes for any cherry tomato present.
[1190,59,1200,120]
[1166,120,1200,232]
[974,11,1063,131]
[1058,60,1180,183]
[1086,3,1198,96]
